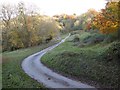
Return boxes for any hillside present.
[41,31,120,88]
[2,41,58,88]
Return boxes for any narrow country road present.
[22,34,96,89]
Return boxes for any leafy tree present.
[1,3,60,52]
[1,4,14,50]
[92,1,119,39]
[73,9,98,30]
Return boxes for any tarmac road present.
[22,33,96,89]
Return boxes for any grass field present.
[41,31,120,88]
[2,41,59,88]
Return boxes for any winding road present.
[22,34,96,89]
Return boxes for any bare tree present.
[1,4,14,50]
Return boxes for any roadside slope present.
[2,41,58,88]
[41,31,120,88]
[22,34,96,88]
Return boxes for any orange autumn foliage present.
[92,1,119,34]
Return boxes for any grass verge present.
[41,31,120,88]
[2,41,58,88]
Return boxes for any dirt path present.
[22,34,96,89]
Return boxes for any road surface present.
[22,34,96,89]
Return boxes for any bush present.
[103,41,120,63]
[67,34,80,42]
[79,32,91,41]
[83,33,105,44]
[70,30,80,35]
[103,32,118,43]
[73,35,80,42]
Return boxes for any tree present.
[73,9,98,30]
[1,2,60,52]
[92,1,119,39]
[1,4,14,50]
[17,2,33,47]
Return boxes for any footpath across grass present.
[2,41,58,88]
[41,31,120,88]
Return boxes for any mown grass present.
[41,31,120,88]
[2,41,59,88]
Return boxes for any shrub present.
[103,41,120,63]
[83,33,105,44]
[73,35,80,42]
[67,34,80,42]
[70,30,80,35]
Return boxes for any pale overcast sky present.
[0,0,107,16]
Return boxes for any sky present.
[0,0,107,16]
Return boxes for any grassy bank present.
[41,31,120,88]
[2,41,59,88]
